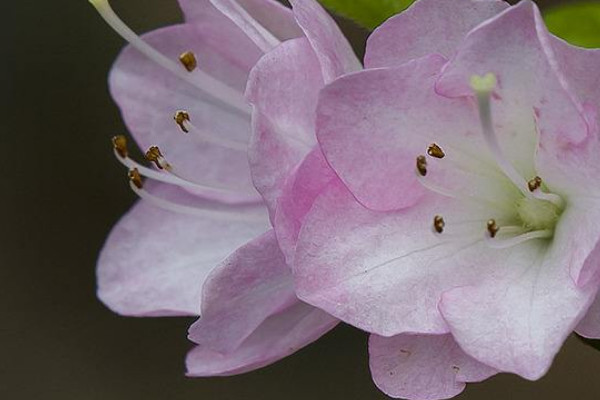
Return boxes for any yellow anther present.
[528,176,542,192]
[487,219,499,238]
[112,135,128,158]
[427,143,445,159]
[174,110,191,133]
[179,51,197,72]
[128,168,143,189]
[416,155,428,176]
[145,146,168,170]
[433,215,445,234]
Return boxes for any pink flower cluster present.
[93,0,600,398]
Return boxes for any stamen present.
[528,176,542,192]
[471,73,533,198]
[172,111,247,152]
[112,135,128,158]
[416,155,428,176]
[174,110,190,133]
[88,0,249,114]
[179,51,197,72]
[128,168,144,189]
[525,176,564,207]
[129,180,265,222]
[486,219,499,238]
[427,143,445,159]
[145,146,171,170]
[485,229,553,249]
[112,142,254,195]
[433,215,445,234]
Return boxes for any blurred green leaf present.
[544,2,600,48]
[318,0,415,30]
[577,334,600,351]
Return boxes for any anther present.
[528,176,542,192]
[174,110,191,133]
[128,168,143,189]
[145,146,170,170]
[433,215,445,234]
[416,155,428,176]
[427,143,445,159]
[112,135,128,158]
[179,51,197,72]
[487,219,499,238]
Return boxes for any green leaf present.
[544,2,600,48]
[576,334,600,352]
[318,0,415,30]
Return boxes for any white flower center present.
[416,73,564,249]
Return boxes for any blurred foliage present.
[544,2,600,48]
[317,0,415,30]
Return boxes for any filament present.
[89,0,250,115]
[209,0,281,53]
[129,181,266,222]
[114,149,255,196]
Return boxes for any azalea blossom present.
[90,0,354,377]
[292,0,600,398]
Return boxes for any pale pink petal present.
[97,183,269,317]
[577,289,600,339]
[186,301,338,376]
[110,23,261,204]
[439,203,600,379]
[294,182,516,336]
[370,334,497,400]
[316,54,483,211]
[289,0,362,83]
[435,1,594,194]
[365,0,507,68]
[188,231,297,353]
[179,0,302,41]
[274,148,338,263]
[246,38,322,214]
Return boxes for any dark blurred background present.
[3,0,600,399]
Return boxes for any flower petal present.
[577,290,600,339]
[439,203,600,379]
[179,0,302,41]
[316,54,482,211]
[97,183,269,316]
[289,0,362,83]
[369,334,497,400]
[188,231,297,353]
[365,0,507,69]
[246,38,323,214]
[186,301,338,376]
[435,1,594,194]
[294,181,514,336]
[274,148,338,263]
[109,23,261,204]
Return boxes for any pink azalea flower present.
[92,0,600,398]
[90,0,350,377]
[292,0,600,398]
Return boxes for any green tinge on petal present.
[318,0,415,30]
[544,2,600,48]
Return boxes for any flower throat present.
[416,73,564,249]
